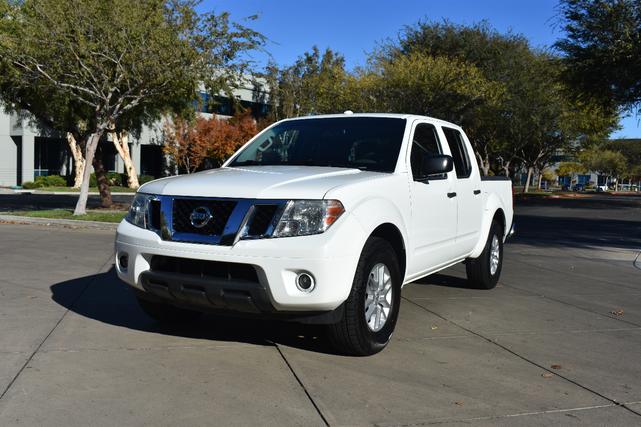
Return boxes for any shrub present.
[44,175,67,187]
[89,172,126,187]
[23,175,68,189]
[138,175,155,184]
[22,180,43,189]
[106,172,123,186]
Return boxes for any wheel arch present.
[469,195,508,259]
[369,223,407,280]
[493,208,506,234]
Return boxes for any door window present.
[410,123,446,181]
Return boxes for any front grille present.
[247,204,280,237]
[149,199,161,230]
[172,198,236,235]
[150,255,259,283]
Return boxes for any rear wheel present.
[328,237,401,356]
[135,292,202,323]
[465,220,503,289]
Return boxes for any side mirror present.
[419,154,453,179]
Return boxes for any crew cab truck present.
[115,113,513,356]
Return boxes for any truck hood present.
[139,166,387,199]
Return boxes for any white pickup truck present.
[115,113,514,355]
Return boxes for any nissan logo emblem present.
[189,206,213,229]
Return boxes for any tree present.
[0,82,94,188]
[579,148,628,189]
[608,138,641,186]
[264,47,350,119]
[385,21,532,175]
[556,0,641,111]
[164,110,260,173]
[556,161,587,177]
[356,52,504,162]
[163,117,211,174]
[377,20,619,179]
[110,130,139,189]
[0,0,263,214]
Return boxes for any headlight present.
[126,193,152,228]
[272,200,345,238]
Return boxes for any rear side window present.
[410,123,445,180]
[442,127,472,178]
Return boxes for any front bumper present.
[115,212,366,315]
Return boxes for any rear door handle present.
[447,192,457,198]
[473,189,481,195]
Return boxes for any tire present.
[465,220,504,289]
[136,293,202,323]
[328,237,402,356]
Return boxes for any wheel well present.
[371,223,406,278]
[493,209,506,235]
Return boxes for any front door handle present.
[447,192,457,198]
[473,189,481,195]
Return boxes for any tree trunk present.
[537,172,543,190]
[66,133,85,188]
[111,131,140,189]
[502,160,511,178]
[92,152,113,208]
[523,166,534,193]
[74,132,102,215]
[475,150,490,176]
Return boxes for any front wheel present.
[328,237,401,356]
[465,221,504,289]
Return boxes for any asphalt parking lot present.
[1,194,640,426]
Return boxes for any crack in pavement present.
[270,342,330,426]
[390,402,632,426]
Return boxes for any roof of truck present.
[278,112,462,130]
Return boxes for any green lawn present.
[34,186,136,193]
[8,209,127,223]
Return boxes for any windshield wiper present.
[321,162,370,171]
[287,160,370,171]
[230,160,286,167]
[231,159,372,171]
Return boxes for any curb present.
[0,214,118,231]
[33,191,137,196]
[3,189,136,196]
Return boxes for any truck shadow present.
[50,266,338,355]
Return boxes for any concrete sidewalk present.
[0,196,640,425]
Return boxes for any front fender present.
[348,196,410,266]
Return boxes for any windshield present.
[228,117,407,173]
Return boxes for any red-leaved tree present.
[164,111,267,173]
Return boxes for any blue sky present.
[206,0,639,138]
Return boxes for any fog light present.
[295,272,315,292]
[118,253,129,270]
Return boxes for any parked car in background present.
[596,185,609,192]
[572,183,586,192]
[115,113,514,356]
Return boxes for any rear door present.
[406,121,459,277]
[442,127,483,254]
